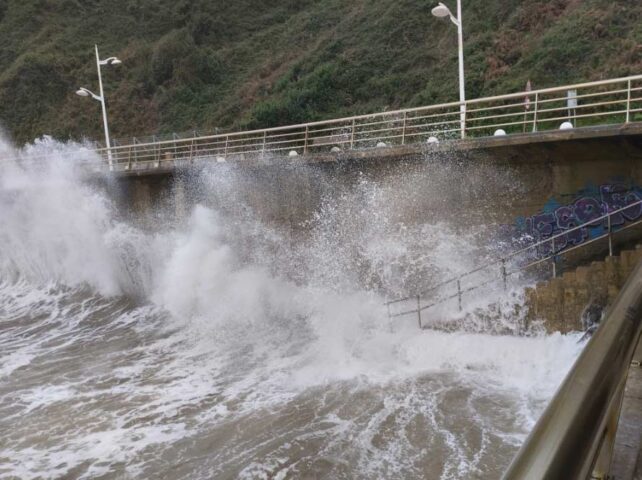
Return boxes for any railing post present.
[457,280,463,312]
[131,137,139,167]
[261,131,267,156]
[460,102,467,139]
[532,92,539,133]
[189,138,194,162]
[626,79,632,123]
[417,295,422,329]
[501,259,508,291]
[401,112,407,145]
[608,213,613,257]
[350,119,356,150]
[304,126,309,154]
[224,135,229,157]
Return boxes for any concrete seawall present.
[109,124,642,233]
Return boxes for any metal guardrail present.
[502,260,642,480]
[95,74,642,172]
[386,199,642,328]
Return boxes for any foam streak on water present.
[0,138,584,479]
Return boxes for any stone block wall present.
[525,247,642,333]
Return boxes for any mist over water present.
[0,138,584,479]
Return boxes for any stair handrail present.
[502,260,642,479]
[386,198,642,322]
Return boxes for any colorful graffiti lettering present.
[515,183,642,255]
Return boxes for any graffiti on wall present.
[515,183,642,255]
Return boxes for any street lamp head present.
[431,2,452,18]
[76,88,90,97]
[99,57,123,66]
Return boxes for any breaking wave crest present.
[0,138,584,479]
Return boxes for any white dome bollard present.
[216,156,226,163]
[288,150,299,157]
[330,146,342,153]
[376,141,387,148]
[560,121,574,130]
[427,136,439,144]
[494,129,507,136]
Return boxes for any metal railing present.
[386,199,642,329]
[502,260,642,480]
[95,74,642,172]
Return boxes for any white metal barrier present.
[97,74,642,172]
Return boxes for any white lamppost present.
[432,1,466,139]
[76,45,121,164]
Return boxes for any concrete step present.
[526,248,642,333]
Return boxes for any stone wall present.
[525,248,642,333]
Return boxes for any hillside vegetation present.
[0,0,640,145]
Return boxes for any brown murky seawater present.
[0,281,583,479]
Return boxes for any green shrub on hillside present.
[0,0,639,144]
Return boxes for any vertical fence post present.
[457,280,463,312]
[350,119,356,150]
[401,112,407,145]
[501,259,508,291]
[626,79,632,124]
[173,133,179,158]
[304,126,309,154]
[417,295,422,329]
[189,138,194,162]
[261,131,267,156]
[224,136,229,158]
[532,92,539,133]
[608,213,613,257]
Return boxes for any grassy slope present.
[0,0,639,144]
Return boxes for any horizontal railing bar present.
[405,110,461,122]
[465,97,628,126]
[463,87,628,118]
[534,87,629,105]
[3,75,641,169]
[534,99,627,117]
[405,118,463,130]
[97,74,642,153]
[466,118,538,132]
[386,199,642,306]
[389,307,426,319]
[111,98,634,161]
[391,217,642,320]
[264,136,307,146]
[503,262,642,479]
[517,217,642,273]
